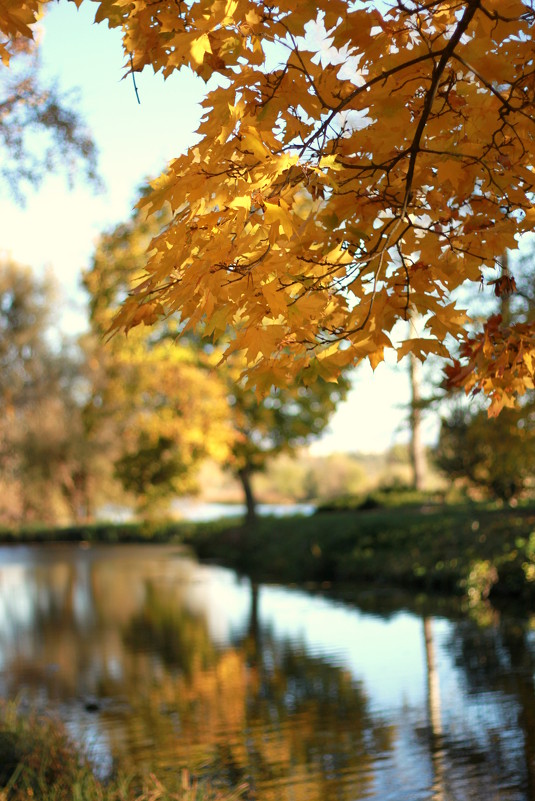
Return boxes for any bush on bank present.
[182,504,535,603]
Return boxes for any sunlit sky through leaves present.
[0,1,436,455]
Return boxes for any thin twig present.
[130,55,141,105]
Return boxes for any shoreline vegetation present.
[1,498,534,604]
[0,702,246,801]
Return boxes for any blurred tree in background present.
[84,206,234,518]
[88,330,232,518]
[254,451,366,506]
[0,260,52,410]
[435,404,535,503]
[0,21,103,524]
[229,378,349,522]
[0,262,117,524]
[84,200,349,520]
[0,36,99,201]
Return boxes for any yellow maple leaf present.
[191,33,212,66]
[263,202,293,239]
[261,281,287,317]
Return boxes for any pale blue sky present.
[0,1,429,454]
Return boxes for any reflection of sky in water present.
[431,620,526,775]
[65,715,115,780]
[73,558,95,626]
[254,588,426,710]
[195,568,428,707]
[171,560,533,797]
[187,569,409,707]
[0,563,34,646]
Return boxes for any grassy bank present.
[1,502,535,602]
[183,503,535,603]
[0,519,198,544]
[0,702,245,801]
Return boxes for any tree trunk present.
[238,465,257,525]
[408,316,426,491]
[500,250,511,325]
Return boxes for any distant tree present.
[297,453,366,505]
[228,376,349,522]
[84,203,348,520]
[0,261,116,524]
[434,404,535,502]
[0,260,53,521]
[94,332,232,517]
[84,217,232,518]
[11,380,103,523]
[0,37,99,201]
[406,315,428,492]
[0,260,53,409]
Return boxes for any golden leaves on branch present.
[102,0,535,401]
[5,0,535,408]
[446,315,535,418]
[0,0,39,63]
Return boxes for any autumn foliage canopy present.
[2,0,535,413]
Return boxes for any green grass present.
[0,518,229,545]
[0,702,246,801]
[182,502,535,603]
[1,501,535,602]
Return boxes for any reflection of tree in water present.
[0,557,116,701]
[0,549,198,703]
[243,638,394,798]
[447,616,535,799]
[419,615,535,801]
[118,580,395,801]
[423,617,446,801]
[123,581,218,678]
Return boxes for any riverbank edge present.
[2,502,535,602]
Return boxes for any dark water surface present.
[0,543,534,800]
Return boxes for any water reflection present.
[117,576,394,799]
[124,581,218,677]
[444,615,535,799]
[0,544,532,800]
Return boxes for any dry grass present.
[0,703,247,801]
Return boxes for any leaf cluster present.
[6,0,535,408]
[100,0,535,403]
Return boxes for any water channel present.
[0,543,533,800]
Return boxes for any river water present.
[0,543,533,800]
